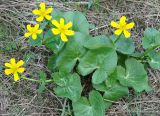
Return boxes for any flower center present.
[40,9,46,16]
[31,28,38,34]
[59,27,66,33]
[11,66,18,73]
[120,23,127,30]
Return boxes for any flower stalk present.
[21,76,53,83]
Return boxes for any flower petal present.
[34,24,40,30]
[39,2,46,10]
[45,15,52,20]
[65,22,73,29]
[126,22,135,29]
[111,21,119,28]
[114,29,123,35]
[17,60,24,67]
[32,34,37,40]
[123,30,131,38]
[27,24,32,32]
[46,7,53,14]
[13,73,20,81]
[120,16,126,25]
[5,69,13,75]
[61,33,68,42]
[37,30,42,34]
[5,63,12,68]
[60,18,65,26]
[17,68,25,73]
[32,9,40,15]
[36,16,44,22]
[65,30,75,36]
[24,32,32,38]
[52,28,60,35]
[10,58,16,65]
[52,20,60,28]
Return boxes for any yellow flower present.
[32,2,53,22]
[24,24,42,40]
[4,58,25,81]
[111,16,135,38]
[51,18,75,42]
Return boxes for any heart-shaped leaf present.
[72,90,105,116]
[142,28,160,49]
[148,50,160,69]
[117,59,151,92]
[110,35,135,54]
[48,32,91,72]
[78,46,117,84]
[92,69,107,84]
[64,11,89,34]
[28,36,42,46]
[84,35,113,49]
[43,29,64,53]
[93,70,129,110]
[52,72,82,102]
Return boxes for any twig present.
[17,94,37,116]
[61,98,67,116]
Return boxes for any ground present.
[0,0,160,116]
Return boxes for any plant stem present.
[113,34,121,44]
[21,76,53,83]
[141,45,160,57]
[104,99,119,103]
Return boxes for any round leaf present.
[142,28,160,49]
[117,59,151,92]
[148,50,160,69]
[52,72,82,102]
[110,35,135,54]
[92,69,107,84]
[52,32,91,72]
[84,35,113,49]
[72,91,105,116]
[78,47,117,84]
[64,11,89,34]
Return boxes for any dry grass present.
[0,0,160,115]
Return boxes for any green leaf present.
[93,70,129,110]
[103,82,128,101]
[148,50,160,69]
[43,29,64,53]
[72,91,105,116]
[64,11,89,34]
[117,59,151,92]
[92,69,107,84]
[38,71,47,93]
[52,72,82,102]
[103,81,129,110]
[88,0,94,9]
[40,21,48,30]
[78,47,117,84]
[51,9,63,20]
[103,72,129,101]
[142,28,160,49]
[49,32,90,72]
[28,37,42,46]
[110,35,135,54]
[84,35,113,49]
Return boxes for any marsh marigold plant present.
[111,16,135,38]
[32,2,53,22]
[24,24,42,40]
[4,2,158,116]
[52,18,75,42]
[5,58,25,81]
